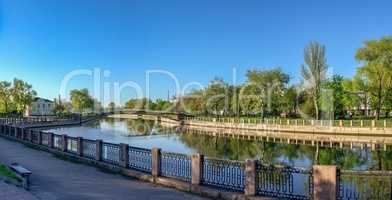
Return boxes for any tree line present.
[125,36,392,120]
[0,79,37,115]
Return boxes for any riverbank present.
[108,114,392,149]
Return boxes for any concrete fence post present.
[28,130,33,142]
[61,134,67,152]
[372,120,375,128]
[385,120,387,128]
[38,131,43,145]
[119,143,129,168]
[13,126,17,137]
[48,133,54,148]
[339,120,343,127]
[360,120,363,127]
[19,128,23,139]
[313,165,337,200]
[350,120,353,127]
[151,148,161,177]
[245,159,257,196]
[77,137,83,156]
[95,140,103,161]
[191,154,204,185]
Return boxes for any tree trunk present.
[376,80,383,120]
[314,98,319,120]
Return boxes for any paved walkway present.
[0,181,38,200]
[0,137,206,200]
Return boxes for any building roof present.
[33,97,53,103]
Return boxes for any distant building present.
[25,97,55,116]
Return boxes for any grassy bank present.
[0,164,21,182]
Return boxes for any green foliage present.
[355,36,392,119]
[108,102,116,112]
[0,81,12,113]
[204,78,228,115]
[53,98,67,115]
[322,75,346,119]
[125,98,151,110]
[151,99,172,111]
[239,68,289,116]
[0,79,36,115]
[70,89,94,113]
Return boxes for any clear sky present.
[0,0,391,105]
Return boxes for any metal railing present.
[161,151,191,181]
[202,158,245,192]
[128,146,152,173]
[188,117,392,129]
[338,170,392,200]
[41,132,50,146]
[67,137,78,154]
[53,134,62,149]
[256,163,313,200]
[102,142,120,165]
[82,139,96,159]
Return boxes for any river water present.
[44,117,392,171]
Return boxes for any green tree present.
[356,36,392,119]
[153,99,172,111]
[244,68,289,116]
[301,42,328,120]
[282,86,298,116]
[108,102,116,113]
[181,90,204,114]
[204,78,228,115]
[70,89,94,113]
[322,75,346,119]
[125,98,151,110]
[0,81,12,113]
[53,97,67,115]
[11,79,37,114]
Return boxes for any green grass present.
[0,165,21,182]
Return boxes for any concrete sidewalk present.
[0,137,206,200]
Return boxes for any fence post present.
[245,159,257,196]
[38,131,43,145]
[151,148,161,177]
[191,154,204,185]
[48,133,54,148]
[119,143,129,168]
[61,134,67,152]
[95,140,103,161]
[13,126,17,137]
[339,120,343,127]
[77,137,83,156]
[313,165,337,200]
[28,130,33,142]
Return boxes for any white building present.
[25,97,55,116]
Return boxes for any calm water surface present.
[45,118,392,171]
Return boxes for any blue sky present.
[0,0,391,105]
